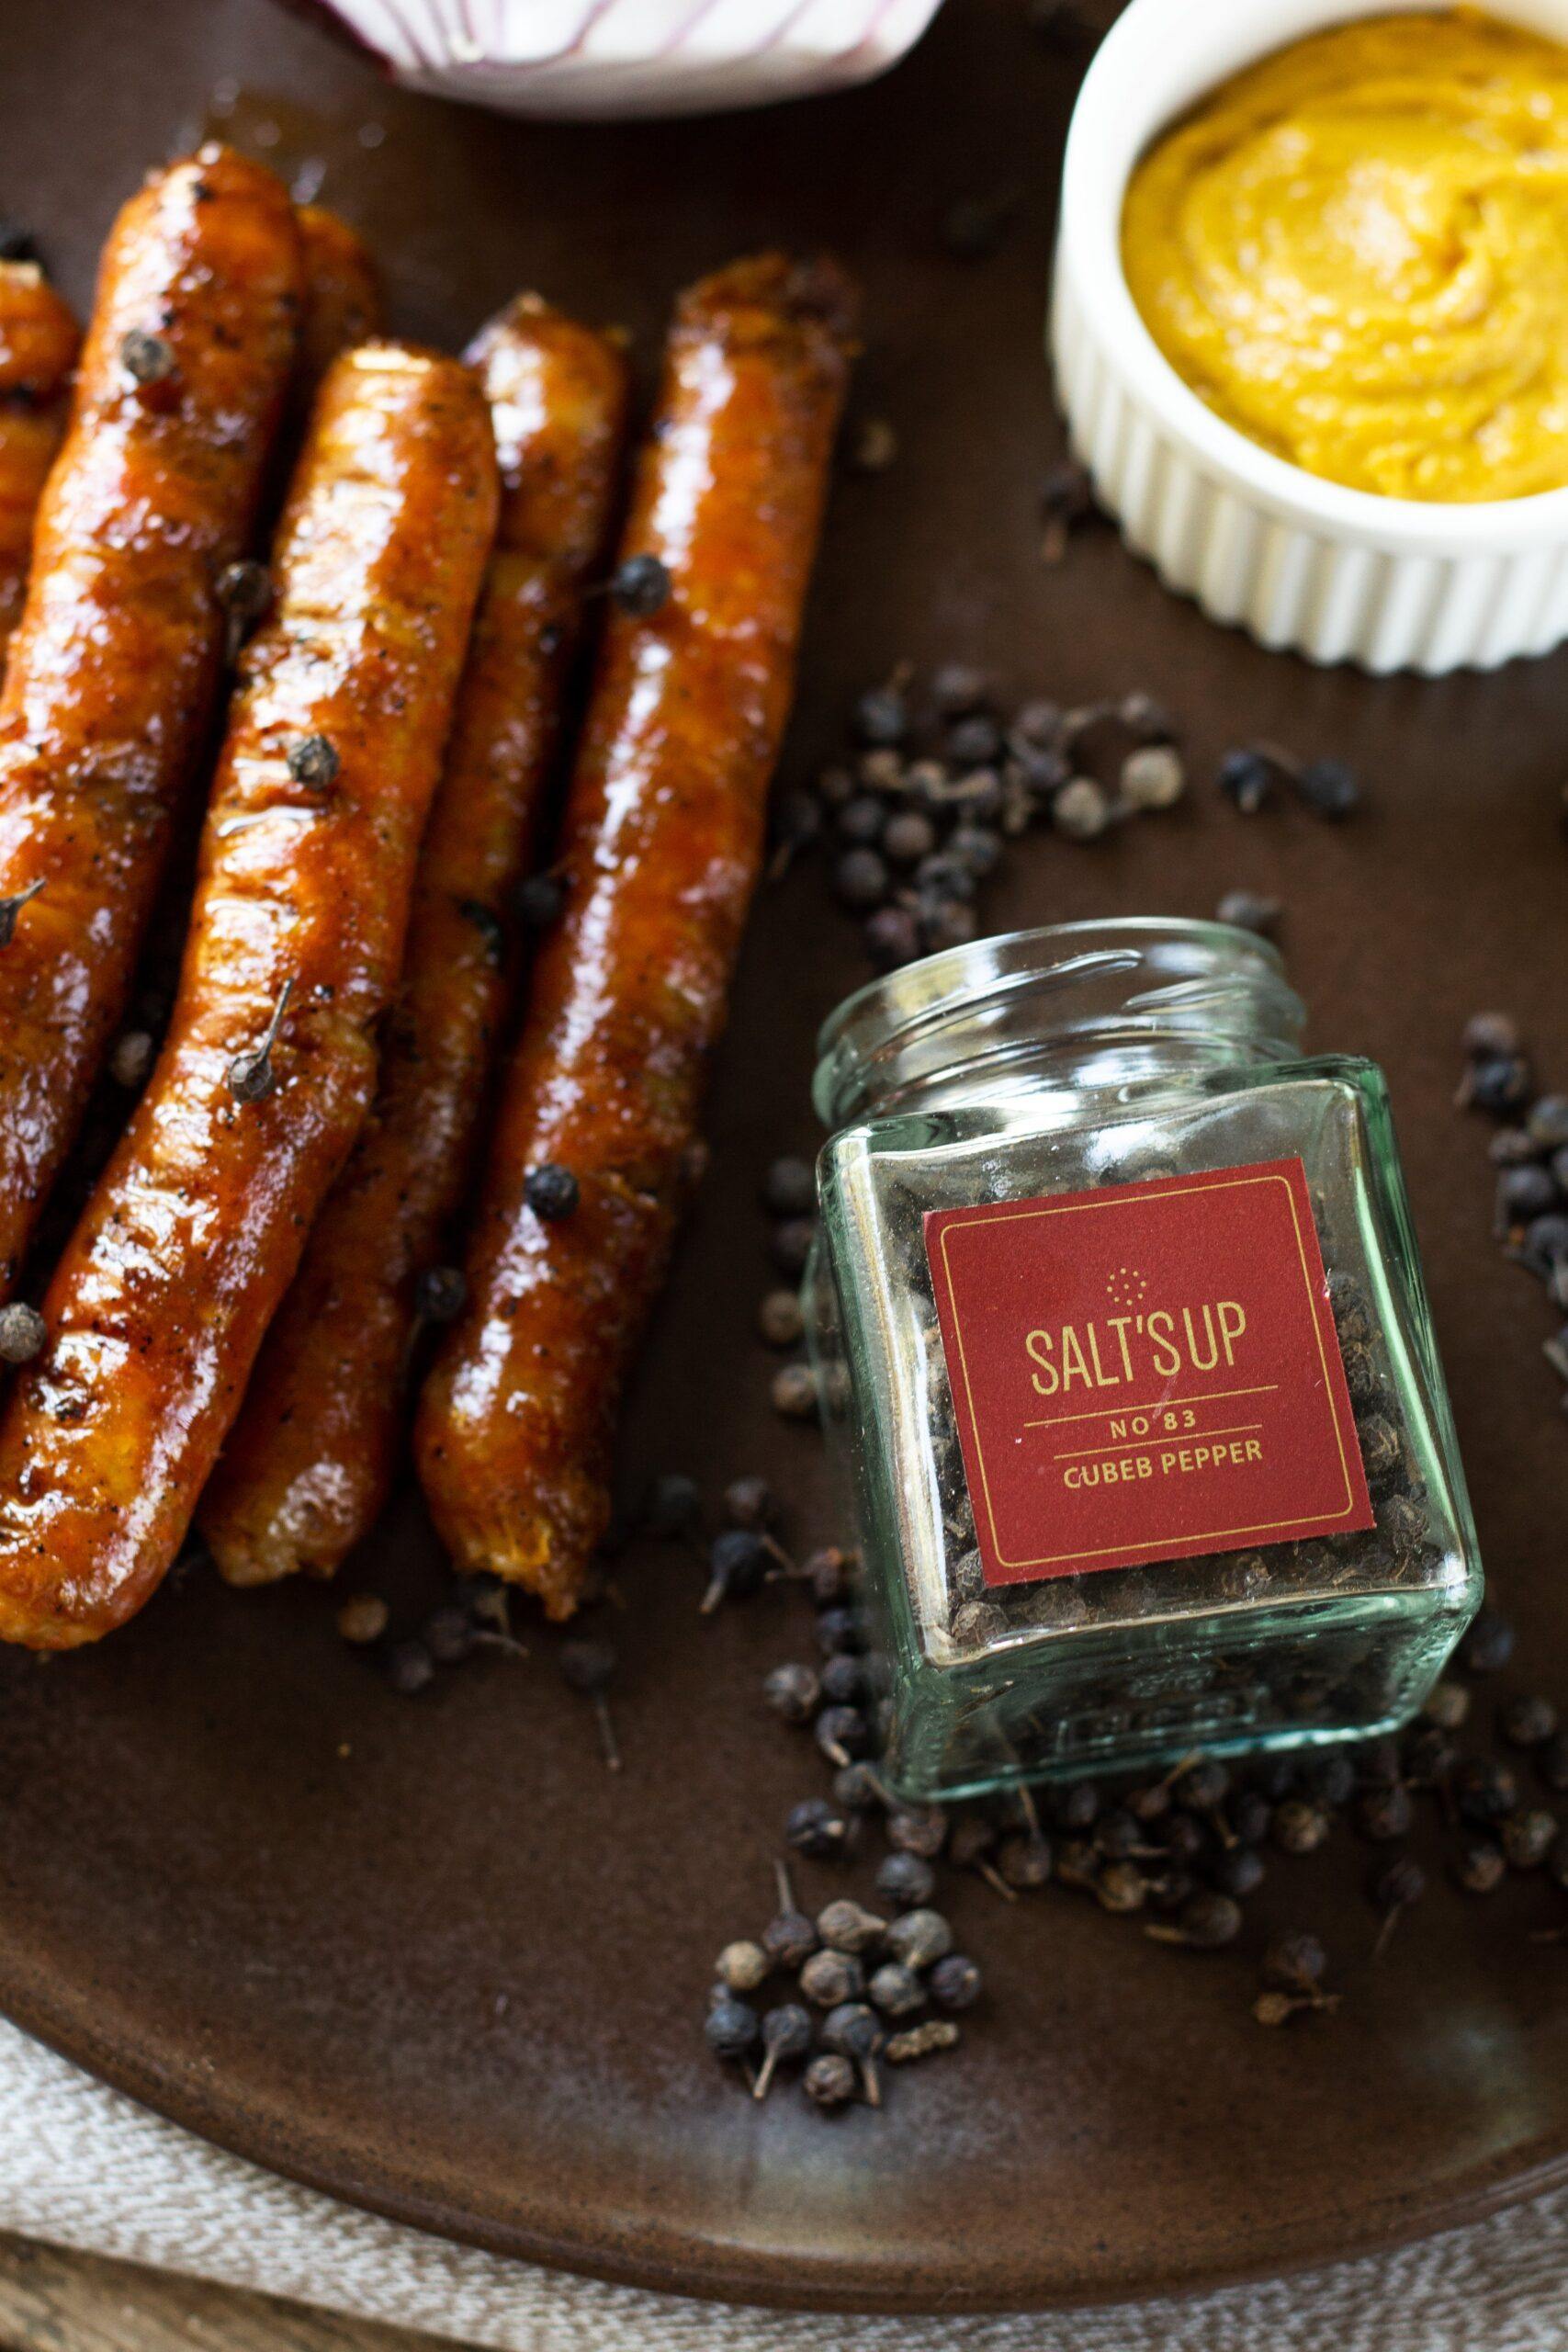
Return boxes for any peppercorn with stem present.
[702,1528,769,1612]
[752,2004,811,2099]
[1370,1855,1426,1957]
[817,1899,886,1955]
[1145,1892,1242,1950]
[1261,1930,1327,1996]
[823,2001,886,2106]
[558,1636,620,1770]
[0,876,44,950]
[884,1908,953,1971]
[227,978,293,1103]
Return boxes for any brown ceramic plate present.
[2,0,1567,2316]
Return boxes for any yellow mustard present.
[1121,10,1568,501]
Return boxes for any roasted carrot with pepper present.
[203,296,628,1587]
[0,342,497,1648]
[0,260,78,663]
[0,146,302,1300]
[416,254,856,1621]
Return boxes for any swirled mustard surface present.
[1121,11,1568,501]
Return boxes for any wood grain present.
[0,2235,457,2352]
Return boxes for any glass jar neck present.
[813,920,1307,1127]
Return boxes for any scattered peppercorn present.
[800,1948,864,2008]
[524,1162,580,1222]
[771,1363,820,1421]
[515,873,565,929]
[642,1471,701,1539]
[120,327,175,386]
[1450,1829,1506,1896]
[1216,747,1276,814]
[1146,1891,1242,1950]
[804,2052,856,2109]
[703,1528,771,1613]
[764,1662,820,1724]
[1294,756,1360,819]
[1502,1808,1559,1870]
[414,1264,467,1323]
[0,1303,47,1364]
[287,733,340,788]
[705,1997,760,2062]
[786,1797,853,1860]
[335,1592,389,1646]
[384,1638,435,1696]
[1261,1930,1327,1996]
[1461,1607,1517,1674]
[610,552,671,616]
[884,1908,953,1970]
[108,1028,156,1090]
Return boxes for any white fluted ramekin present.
[291,0,945,119]
[1051,0,1568,674]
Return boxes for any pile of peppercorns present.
[770,671,1190,971]
[771,669,1363,975]
[707,1862,976,2108]
[1457,1013,1568,1408]
[697,1502,1568,2111]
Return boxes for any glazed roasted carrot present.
[416,254,856,1621]
[0,147,302,1300]
[0,343,497,1649]
[202,296,628,1587]
[295,204,380,405]
[0,262,78,662]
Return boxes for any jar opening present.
[813,919,1306,1126]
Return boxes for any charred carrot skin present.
[294,204,381,406]
[0,262,79,660]
[202,297,628,1588]
[416,254,856,1621]
[0,147,302,1299]
[0,344,497,1649]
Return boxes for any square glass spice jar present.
[805,921,1483,1801]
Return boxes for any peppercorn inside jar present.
[805,920,1483,1801]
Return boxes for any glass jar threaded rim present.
[813,919,1307,1127]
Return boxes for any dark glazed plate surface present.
[2,0,1567,2314]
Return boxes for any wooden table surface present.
[0,2238,449,2352]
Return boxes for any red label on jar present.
[924,1158,1374,1586]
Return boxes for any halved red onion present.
[288,0,945,118]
